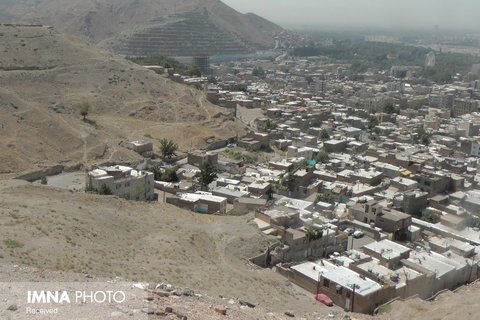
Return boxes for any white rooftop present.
[406,250,456,278]
[291,260,336,281]
[363,240,411,260]
[322,266,383,296]
[90,169,107,177]
[177,192,226,203]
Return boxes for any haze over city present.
[224,0,480,30]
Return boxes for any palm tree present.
[159,138,178,159]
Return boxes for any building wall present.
[187,152,218,167]
[281,231,348,261]
[318,276,386,314]
[87,172,155,201]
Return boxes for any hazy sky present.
[223,0,480,30]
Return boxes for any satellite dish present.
[425,52,436,68]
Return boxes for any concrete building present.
[375,208,412,241]
[212,186,249,204]
[187,151,218,167]
[248,180,272,197]
[318,266,384,313]
[393,191,429,215]
[413,172,451,195]
[324,140,348,153]
[86,165,155,201]
[121,140,153,158]
[350,258,427,299]
[362,240,411,269]
[167,191,227,214]
[452,99,480,117]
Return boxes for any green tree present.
[314,150,330,164]
[159,139,178,159]
[383,104,396,114]
[262,119,277,132]
[466,215,480,228]
[421,209,440,224]
[98,184,112,195]
[281,172,297,193]
[304,225,324,242]
[265,185,274,201]
[188,65,202,77]
[315,192,335,205]
[80,103,89,120]
[320,129,330,141]
[414,127,432,146]
[151,166,162,180]
[207,75,217,84]
[368,116,380,130]
[160,167,179,183]
[196,162,217,190]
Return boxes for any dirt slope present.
[0,179,329,317]
[0,24,244,175]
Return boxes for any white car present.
[353,230,364,239]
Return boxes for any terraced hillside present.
[115,9,252,57]
[0,0,282,56]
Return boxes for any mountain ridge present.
[0,0,282,56]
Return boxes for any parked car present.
[315,293,333,306]
[345,227,355,235]
[353,230,365,238]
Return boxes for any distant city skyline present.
[223,0,480,30]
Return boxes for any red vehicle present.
[315,293,334,306]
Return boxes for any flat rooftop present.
[291,260,336,281]
[406,250,456,278]
[363,240,411,260]
[356,259,421,288]
[177,192,226,203]
[322,266,383,296]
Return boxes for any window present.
[336,285,343,295]
[323,278,330,288]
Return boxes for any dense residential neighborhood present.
[83,48,480,314]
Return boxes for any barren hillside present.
[0,0,282,55]
[0,24,244,176]
[0,180,328,318]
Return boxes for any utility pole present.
[316,271,321,295]
[351,284,356,313]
